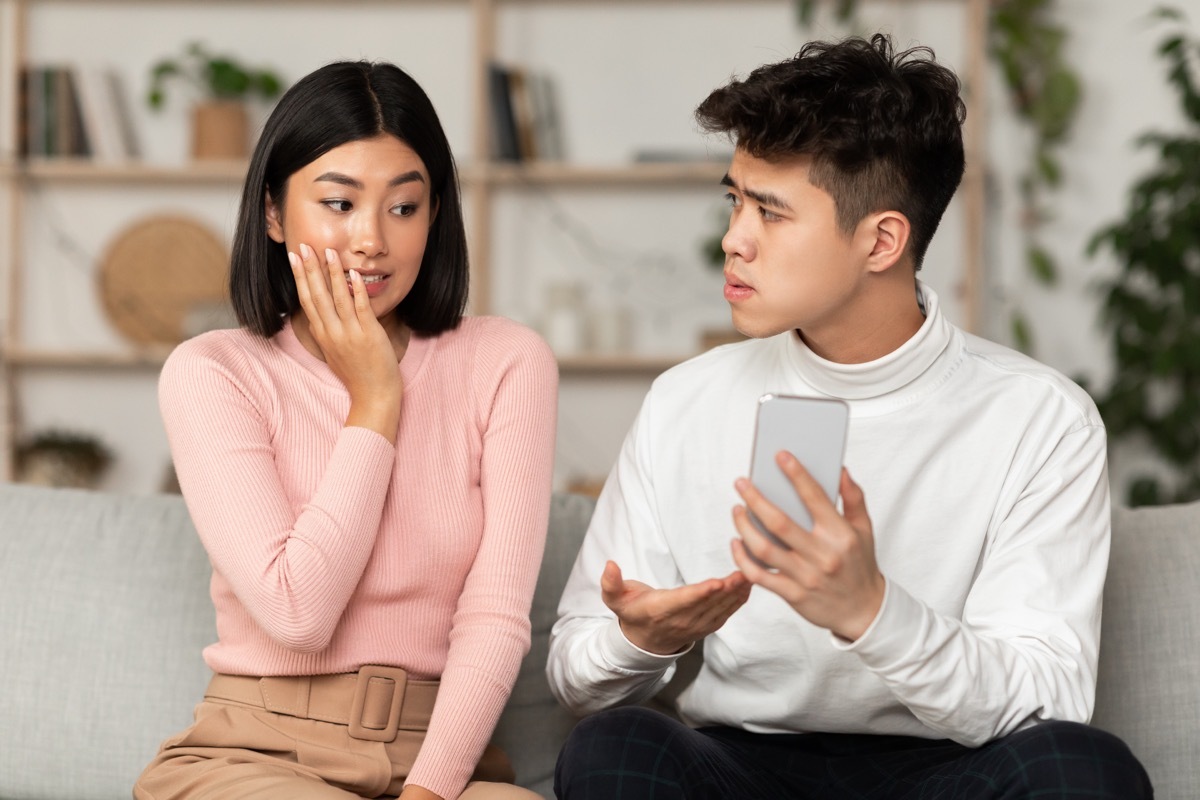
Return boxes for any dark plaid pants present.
[554,707,1152,799]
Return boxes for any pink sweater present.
[158,315,558,800]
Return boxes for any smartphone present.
[747,393,850,551]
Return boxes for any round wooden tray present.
[97,215,229,346]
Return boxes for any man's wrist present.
[606,619,692,668]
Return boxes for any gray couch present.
[0,483,1195,799]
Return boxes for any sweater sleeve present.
[838,422,1111,746]
[546,386,687,717]
[159,335,396,654]
[405,324,558,800]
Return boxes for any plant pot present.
[190,100,248,160]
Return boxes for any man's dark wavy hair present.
[695,33,965,270]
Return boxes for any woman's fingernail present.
[287,251,300,269]
[325,248,337,263]
[349,268,360,282]
[299,243,312,259]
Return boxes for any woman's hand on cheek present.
[289,243,403,442]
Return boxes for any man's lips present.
[724,271,754,302]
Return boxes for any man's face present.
[720,150,871,343]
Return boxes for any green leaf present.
[1036,150,1061,186]
[1011,311,1034,354]
[795,0,816,26]
[1028,245,1058,285]
[1128,476,1163,507]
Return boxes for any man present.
[547,34,1152,799]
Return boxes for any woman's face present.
[266,134,436,331]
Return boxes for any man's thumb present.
[600,561,624,605]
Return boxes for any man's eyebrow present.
[313,170,426,189]
[720,173,793,212]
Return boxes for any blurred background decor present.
[97,214,230,347]
[146,41,283,159]
[15,428,112,488]
[1086,7,1200,507]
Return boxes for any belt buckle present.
[348,665,408,742]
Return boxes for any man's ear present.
[264,191,285,244]
[862,211,911,274]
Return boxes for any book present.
[74,67,132,161]
[488,62,521,162]
[487,61,564,163]
[56,67,90,157]
[17,66,38,157]
[104,70,140,159]
[18,65,101,159]
[527,71,564,162]
[507,65,538,161]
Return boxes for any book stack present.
[487,61,563,163]
[18,65,139,161]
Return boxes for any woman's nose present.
[352,213,387,257]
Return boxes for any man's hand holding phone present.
[600,560,751,656]
[731,455,885,642]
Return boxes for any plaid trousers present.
[554,707,1152,799]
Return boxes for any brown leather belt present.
[205,666,438,743]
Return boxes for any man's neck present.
[798,282,926,364]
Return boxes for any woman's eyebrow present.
[313,170,426,189]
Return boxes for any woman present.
[135,61,557,800]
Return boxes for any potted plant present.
[147,42,283,160]
[1086,7,1200,506]
[15,429,113,489]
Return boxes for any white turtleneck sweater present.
[547,284,1110,747]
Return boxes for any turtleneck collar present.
[274,316,431,391]
[782,281,958,408]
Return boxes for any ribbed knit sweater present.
[159,315,558,800]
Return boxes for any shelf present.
[556,354,683,375]
[5,346,683,375]
[4,347,171,368]
[4,157,727,188]
[12,157,247,184]
[475,161,727,187]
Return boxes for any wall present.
[3,0,1197,497]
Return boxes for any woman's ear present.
[863,210,911,274]
[264,191,285,244]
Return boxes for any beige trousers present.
[134,678,540,800]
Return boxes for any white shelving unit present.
[0,0,989,486]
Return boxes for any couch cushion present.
[1093,501,1200,800]
[492,491,593,797]
[0,484,215,800]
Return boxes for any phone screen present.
[747,393,849,547]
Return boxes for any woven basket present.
[97,215,229,346]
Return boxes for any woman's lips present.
[346,272,388,298]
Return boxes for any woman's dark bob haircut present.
[230,61,468,338]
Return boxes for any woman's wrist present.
[345,395,401,443]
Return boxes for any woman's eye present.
[392,203,418,217]
[322,199,352,212]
